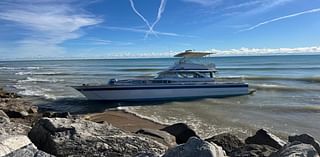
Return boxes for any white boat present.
[73,50,250,101]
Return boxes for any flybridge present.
[174,50,214,58]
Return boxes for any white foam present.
[0,66,41,70]
[115,106,244,139]
[18,77,64,83]
[15,71,63,76]
[13,84,57,100]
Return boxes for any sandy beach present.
[83,110,166,132]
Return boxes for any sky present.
[0,0,320,59]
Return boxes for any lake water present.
[1,55,320,139]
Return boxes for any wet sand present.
[83,110,167,132]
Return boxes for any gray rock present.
[0,119,31,136]
[245,129,286,149]
[134,151,160,157]
[136,128,176,147]
[270,141,319,157]
[28,117,167,157]
[42,112,71,118]
[19,111,29,117]
[0,135,54,157]
[205,133,245,155]
[163,137,227,157]
[4,143,54,157]
[0,109,10,124]
[161,123,199,144]
[230,144,277,157]
[289,134,320,156]
[3,110,28,118]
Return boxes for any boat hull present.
[73,83,249,101]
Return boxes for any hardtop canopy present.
[174,50,213,58]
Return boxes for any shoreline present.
[82,109,167,132]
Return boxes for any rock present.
[0,119,31,136]
[205,133,245,156]
[161,123,199,144]
[3,110,25,118]
[28,118,167,157]
[42,112,71,118]
[0,109,10,124]
[245,129,286,149]
[289,134,320,156]
[28,106,38,114]
[20,111,29,117]
[0,135,53,157]
[230,144,277,157]
[163,137,227,157]
[270,141,319,157]
[0,93,36,118]
[133,151,159,157]
[136,128,176,147]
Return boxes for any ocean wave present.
[15,71,66,76]
[18,77,64,83]
[217,75,320,83]
[13,85,57,100]
[249,83,320,92]
[218,66,320,71]
[116,68,163,72]
[0,66,41,70]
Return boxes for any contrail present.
[128,0,157,37]
[240,8,320,32]
[145,0,167,38]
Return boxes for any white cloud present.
[241,8,320,32]
[210,46,320,56]
[0,0,102,56]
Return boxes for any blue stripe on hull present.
[75,84,248,91]
[85,93,249,102]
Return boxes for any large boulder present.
[289,134,320,156]
[270,141,319,157]
[161,123,199,144]
[245,129,286,149]
[205,133,245,155]
[230,144,277,157]
[0,135,53,157]
[136,128,176,147]
[163,137,227,157]
[28,118,167,157]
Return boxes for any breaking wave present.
[15,71,67,76]
[0,66,41,70]
[249,83,320,92]
[13,85,57,100]
[18,77,64,83]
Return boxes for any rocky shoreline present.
[1,88,319,157]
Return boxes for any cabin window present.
[157,72,178,78]
[199,72,214,78]
[177,72,203,78]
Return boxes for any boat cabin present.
[155,50,217,81]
